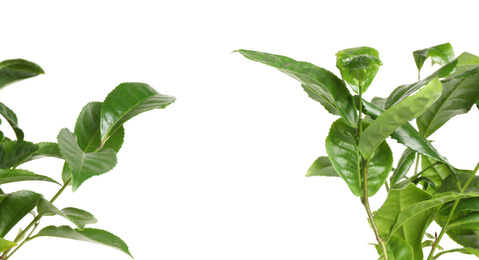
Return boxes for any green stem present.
[427,161,479,259]
[1,177,73,260]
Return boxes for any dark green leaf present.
[37,198,97,229]
[0,237,16,253]
[385,58,457,108]
[57,128,117,191]
[0,140,39,169]
[374,184,432,260]
[325,119,361,196]
[100,82,176,142]
[31,225,132,257]
[417,71,479,137]
[305,156,339,177]
[301,84,339,115]
[359,78,443,160]
[390,148,416,186]
[336,46,382,93]
[367,138,393,196]
[235,49,358,128]
[413,43,454,72]
[0,169,59,185]
[23,142,62,163]
[358,98,447,164]
[449,212,479,229]
[0,59,44,90]
[0,190,42,237]
[0,102,23,141]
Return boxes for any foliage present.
[0,58,175,259]
[236,42,479,259]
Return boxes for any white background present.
[1,0,479,259]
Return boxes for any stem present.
[1,177,73,260]
[427,161,479,259]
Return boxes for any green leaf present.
[359,78,443,160]
[448,52,479,76]
[305,156,339,177]
[235,49,358,128]
[37,198,97,229]
[0,237,16,253]
[358,98,447,164]
[374,184,432,260]
[384,236,415,260]
[449,212,479,230]
[0,140,39,169]
[301,84,339,115]
[385,58,457,108]
[367,138,393,196]
[100,82,176,142]
[465,247,479,256]
[23,142,62,163]
[421,156,451,188]
[0,102,24,141]
[336,46,382,93]
[75,102,125,153]
[57,128,117,191]
[0,190,42,237]
[0,59,44,90]
[0,169,59,185]
[413,43,454,72]
[31,225,132,257]
[325,119,361,196]
[417,70,479,137]
[390,148,416,186]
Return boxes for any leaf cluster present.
[237,43,479,259]
[0,59,175,259]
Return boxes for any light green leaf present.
[31,225,132,257]
[305,156,339,177]
[421,156,450,188]
[0,59,44,90]
[0,140,39,169]
[0,102,23,141]
[23,142,62,163]
[390,148,416,186]
[417,70,479,137]
[325,119,361,196]
[0,190,42,237]
[374,184,432,260]
[301,84,339,115]
[235,49,358,128]
[0,169,59,185]
[100,82,176,142]
[413,43,454,72]
[465,247,479,256]
[449,212,479,230]
[336,46,382,93]
[57,128,117,191]
[449,52,479,76]
[0,237,16,253]
[359,78,443,160]
[37,198,97,230]
[384,236,415,260]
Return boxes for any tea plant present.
[0,58,175,259]
[236,43,479,259]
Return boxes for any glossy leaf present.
[37,198,97,229]
[0,237,16,253]
[383,236,415,260]
[0,140,39,169]
[421,156,451,188]
[235,49,358,127]
[57,128,117,191]
[413,43,454,72]
[0,169,59,185]
[0,190,42,237]
[390,148,416,186]
[360,78,442,160]
[100,82,176,142]
[367,138,393,196]
[358,98,447,164]
[449,52,479,76]
[23,142,62,163]
[305,156,339,177]
[385,58,457,108]
[417,70,479,137]
[31,225,132,257]
[0,102,23,141]
[301,84,339,115]
[336,46,382,93]
[374,184,432,260]
[325,119,361,196]
[0,59,44,90]
[449,212,479,230]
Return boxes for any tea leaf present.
[100,82,176,142]
[449,212,479,230]
[413,43,454,72]
[0,169,59,185]
[305,156,339,177]
[235,49,358,128]
[0,237,16,253]
[0,102,23,141]
[0,190,42,237]
[0,59,44,90]
[31,226,132,257]
[389,148,416,186]
[359,78,442,160]
[23,142,62,162]
[0,140,39,169]
[383,236,415,260]
[336,46,382,93]
[37,198,97,230]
